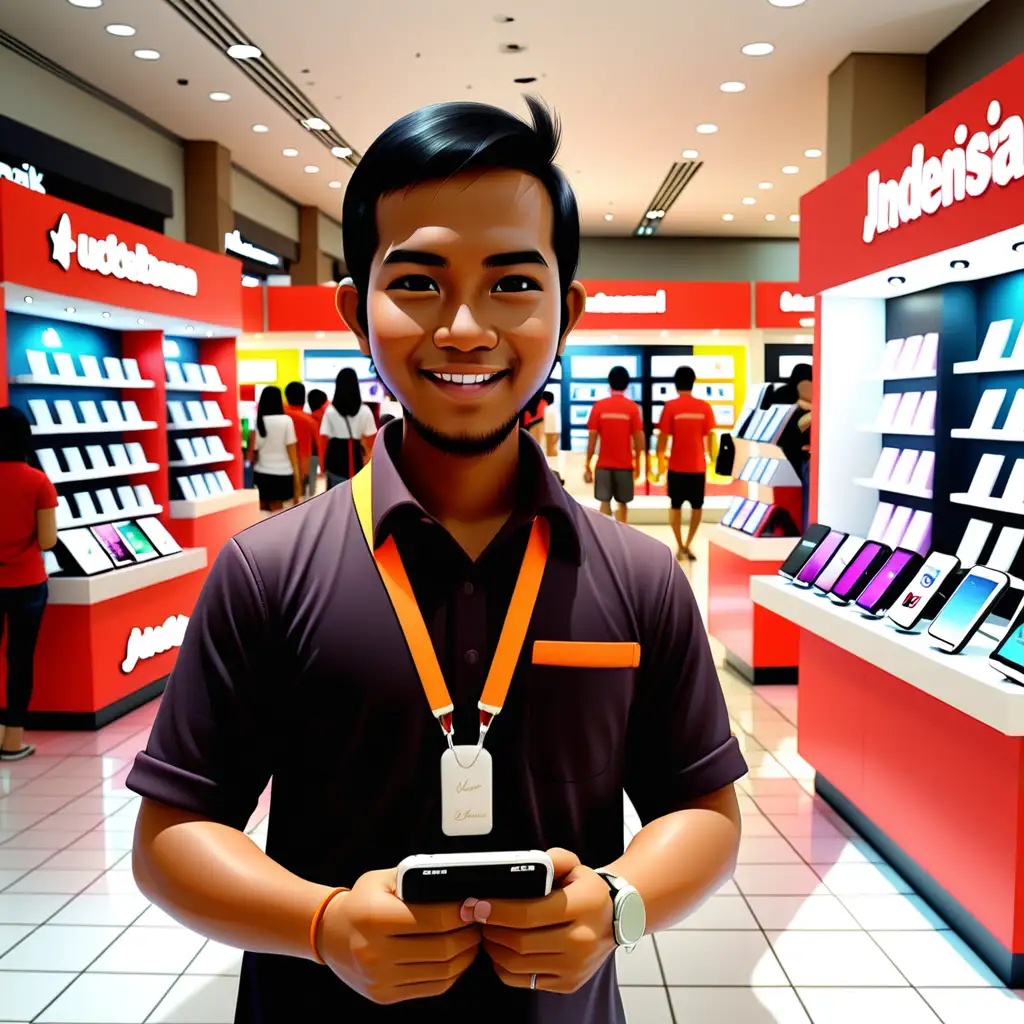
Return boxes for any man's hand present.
[583,466,594,485]
[320,867,482,1005]
[479,848,616,994]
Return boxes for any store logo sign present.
[585,289,667,314]
[779,290,815,314]
[224,229,280,267]
[49,213,199,296]
[121,614,189,674]
[863,99,1024,244]
[0,161,45,193]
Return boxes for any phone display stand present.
[978,577,1024,644]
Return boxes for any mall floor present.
[0,528,1021,1023]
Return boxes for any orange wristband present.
[310,887,348,965]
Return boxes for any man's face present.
[340,169,584,453]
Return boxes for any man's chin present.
[404,410,521,457]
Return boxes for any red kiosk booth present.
[753,52,1024,984]
[0,181,257,728]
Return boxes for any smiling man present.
[127,99,746,1023]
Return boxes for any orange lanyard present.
[351,459,550,740]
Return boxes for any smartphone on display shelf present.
[741,503,771,536]
[927,565,1010,655]
[721,497,745,528]
[112,521,160,563]
[854,549,925,617]
[731,500,758,532]
[812,536,865,595]
[778,524,832,581]
[396,851,554,904]
[792,529,849,588]
[135,517,182,556]
[828,542,893,606]
[988,600,1024,684]
[57,528,115,576]
[89,524,137,568]
[886,553,961,631]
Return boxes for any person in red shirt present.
[307,389,328,486]
[656,366,716,561]
[0,407,58,761]
[584,366,645,522]
[284,382,319,499]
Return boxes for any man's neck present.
[397,425,521,559]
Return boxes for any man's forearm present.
[601,786,741,934]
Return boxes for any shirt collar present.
[369,420,583,565]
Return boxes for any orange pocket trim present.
[532,641,641,669]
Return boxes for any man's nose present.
[434,304,498,351]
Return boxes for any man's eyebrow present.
[483,250,548,268]
[382,249,448,267]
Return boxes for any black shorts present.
[667,471,706,510]
[253,471,294,503]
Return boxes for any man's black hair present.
[608,366,630,392]
[308,389,328,412]
[342,98,580,338]
[789,363,813,385]
[541,390,555,404]
[675,366,696,392]
[284,381,305,407]
[0,406,32,462]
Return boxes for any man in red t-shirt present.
[584,366,645,523]
[284,382,319,498]
[657,366,716,560]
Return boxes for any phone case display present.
[855,549,925,616]
[829,542,893,605]
[18,349,155,389]
[882,333,939,378]
[888,553,962,631]
[990,528,1024,572]
[813,535,866,595]
[927,568,1010,654]
[793,529,848,587]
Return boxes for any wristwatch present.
[594,870,646,953]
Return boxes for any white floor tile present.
[738,836,803,864]
[840,894,950,931]
[49,893,151,927]
[67,831,135,853]
[5,868,104,894]
[814,862,914,896]
[784,835,884,865]
[83,871,142,897]
[871,930,1002,987]
[655,930,789,986]
[134,904,182,927]
[0,892,72,924]
[0,830,85,850]
[36,972,176,1023]
[615,935,662,985]
[0,923,33,956]
[769,815,850,840]
[740,816,786,837]
[670,895,759,930]
[146,974,239,1023]
[620,986,673,1024]
[38,849,130,871]
[920,987,1024,1023]
[184,939,244,977]
[0,970,75,1021]
[0,869,27,890]
[746,894,861,931]
[668,986,811,1023]
[733,863,830,897]
[0,924,122,972]
[797,987,944,1024]
[87,926,206,974]
[767,930,909,987]
[0,848,55,871]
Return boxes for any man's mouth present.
[420,369,509,392]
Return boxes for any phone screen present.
[993,616,1024,671]
[795,530,845,585]
[779,525,830,578]
[856,550,916,612]
[832,543,883,600]
[888,555,956,628]
[731,500,756,531]
[930,573,1001,646]
[90,524,136,567]
[722,497,745,527]
[742,503,770,535]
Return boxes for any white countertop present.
[169,489,259,519]
[709,526,799,562]
[49,548,207,606]
[750,575,1024,736]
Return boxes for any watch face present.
[616,889,647,947]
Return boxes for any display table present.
[167,488,260,563]
[752,575,1024,985]
[708,528,799,683]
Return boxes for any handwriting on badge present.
[454,809,488,822]
[456,778,481,794]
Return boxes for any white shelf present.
[58,504,163,529]
[951,428,1024,441]
[709,526,799,562]
[854,477,933,499]
[866,371,937,382]
[170,489,258,519]
[167,419,233,432]
[857,424,935,436]
[949,492,1024,515]
[50,462,160,484]
[165,381,228,393]
[31,421,158,436]
[954,359,1024,376]
[167,454,235,468]
[49,548,207,606]
[751,575,1024,736]
[10,375,155,390]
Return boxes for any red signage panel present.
[576,280,751,331]
[755,282,817,328]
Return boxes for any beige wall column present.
[291,205,334,285]
[827,54,927,176]
[183,141,233,253]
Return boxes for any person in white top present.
[542,389,560,457]
[248,386,301,511]
[320,368,377,490]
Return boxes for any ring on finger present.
[530,973,537,991]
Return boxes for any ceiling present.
[0,0,988,239]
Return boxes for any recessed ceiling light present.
[137,318,146,325]
[302,117,331,131]
[282,148,299,157]
[604,213,614,221]
[682,149,699,159]
[758,181,773,189]
[105,23,135,36]
[789,214,801,222]
[742,197,756,205]
[696,123,719,134]
[720,81,746,93]
[209,92,231,102]
[768,0,807,6]
[804,148,823,158]
[328,180,342,189]
[765,214,777,222]
[742,41,775,56]
[133,49,161,60]
[102,311,111,319]
[950,259,970,269]
[185,326,194,333]
[722,213,735,221]
[888,276,906,286]
[227,43,261,59]
[68,0,104,7]
[331,146,352,158]
[782,165,799,174]
[304,165,320,174]
[65,306,76,314]
[252,124,269,133]
[23,296,33,304]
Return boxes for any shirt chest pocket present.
[525,642,640,783]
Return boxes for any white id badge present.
[440,746,493,836]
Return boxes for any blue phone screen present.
[930,575,999,645]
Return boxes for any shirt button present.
[463,581,475,596]
[465,649,479,666]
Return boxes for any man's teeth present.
[435,372,498,384]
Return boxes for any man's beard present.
[404,409,522,457]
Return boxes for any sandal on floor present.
[0,745,35,761]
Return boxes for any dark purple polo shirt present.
[127,423,746,1024]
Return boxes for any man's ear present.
[557,281,587,357]
[336,283,371,356]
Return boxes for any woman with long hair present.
[320,368,377,490]
[0,406,58,760]
[248,385,301,511]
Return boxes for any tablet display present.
[136,517,183,556]
[112,521,160,562]
[721,497,746,528]
[58,528,115,575]
[90,524,137,567]
[730,500,757,531]
[742,503,770,535]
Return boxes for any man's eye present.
[387,275,439,292]
[493,275,541,294]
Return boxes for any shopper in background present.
[542,389,559,457]
[379,389,403,423]
[283,382,319,499]
[308,389,328,486]
[0,407,58,761]
[776,363,813,529]
[321,367,376,490]
[656,366,716,562]
[249,386,301,512]
[584,365,645,522]
[796,374,813,530]
[520,390,547,445]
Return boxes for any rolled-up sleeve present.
[126,539,275,831]
[624,552,747,823]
